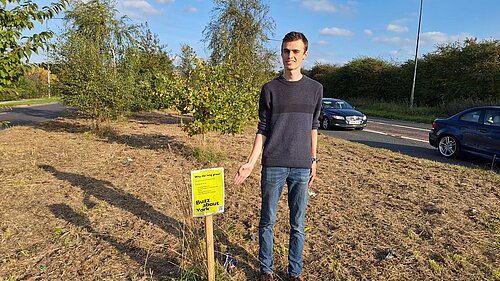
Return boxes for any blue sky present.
[31,0,500,69]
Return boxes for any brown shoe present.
[290,275,303,281]
[260,272,274,281]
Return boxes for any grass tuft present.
[429,259,442,273]
[191,147,226,165]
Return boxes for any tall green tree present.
[203,0,277,87]
[0,0,66,89]
[54,0,138,128]
[173,0,277,137]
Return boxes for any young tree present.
[175,0,277,138]
[54,0,134,128]
[0,0,66,89]
[203,0,276,76]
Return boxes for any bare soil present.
[0,111,499,281]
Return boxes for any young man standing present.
[233,32,323,281]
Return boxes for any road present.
[320,117,499,171]
[0,102,72,129]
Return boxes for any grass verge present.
[0,112,498,280]
[0,96,60,107]
[351,98,500,124]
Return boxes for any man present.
[233,31,323,281]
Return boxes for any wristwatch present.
[311,157,318,163]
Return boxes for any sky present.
[29,0,500,69]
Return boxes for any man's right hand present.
[233,163,254,185]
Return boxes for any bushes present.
[309,38,500,107]
[162,58,261,136]
[0,66,56,101]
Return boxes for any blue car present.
[429,106,500,160]
[319,98,367,130]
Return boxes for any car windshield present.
[323,100,353,110]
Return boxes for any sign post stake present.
[191,167,225,281]
[206,215,215,281]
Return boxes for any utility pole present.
[410,0,423,108]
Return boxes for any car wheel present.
[321,118,330,130]
[438,135,460,158]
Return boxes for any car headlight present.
[332,115,345,120]
[362,115,367,120]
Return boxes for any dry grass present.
[0,111,499,280]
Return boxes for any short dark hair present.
[282,31,308,52]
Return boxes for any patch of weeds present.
[53,227,65,237]
[222,222,244,237]
[2,274,19,281]
[81,125,117,139]
[429,259,442,273]
[275,243,288,261]
[178,266,206,281]
[327,257,346,280]
[192,147,226,165]
[81,204,90,214]
[452,253,467,268]
[95,125,117,139]
[115,115,129,123]
[412,250,422,257]
[492,270,500,279]
[1,225,12,242]
[317,137,328,146]
[1,258,16,265]
[479,215,499,233]
[214,261,233,281]
[16,249,29,257]
[82,131,96,139]
[1,120,11,129]
[129,273,153,281]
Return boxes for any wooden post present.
[205,215,215,281]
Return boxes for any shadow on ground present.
[40,164,260,279]
[34,116,196,160]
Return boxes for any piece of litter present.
[122,158,133,165]
[309,190,317,198]
[377,249,397,261]
[222,251,236,272]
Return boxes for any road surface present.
[0,102,72,129]
[320,117,498,171]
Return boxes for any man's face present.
[281,39,308,71]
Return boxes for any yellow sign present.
[191,168,225,217]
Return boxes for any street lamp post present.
[410,0,423,108]
[45,17,64,98]
[46,20,51,98]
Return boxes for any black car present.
[319,98,367,130]
[429,106,500,160]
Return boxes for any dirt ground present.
[0,111,499,281]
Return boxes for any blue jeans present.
[259,166,310,277]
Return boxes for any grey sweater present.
[257,75,323,168]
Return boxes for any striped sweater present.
[257,75,323,168]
